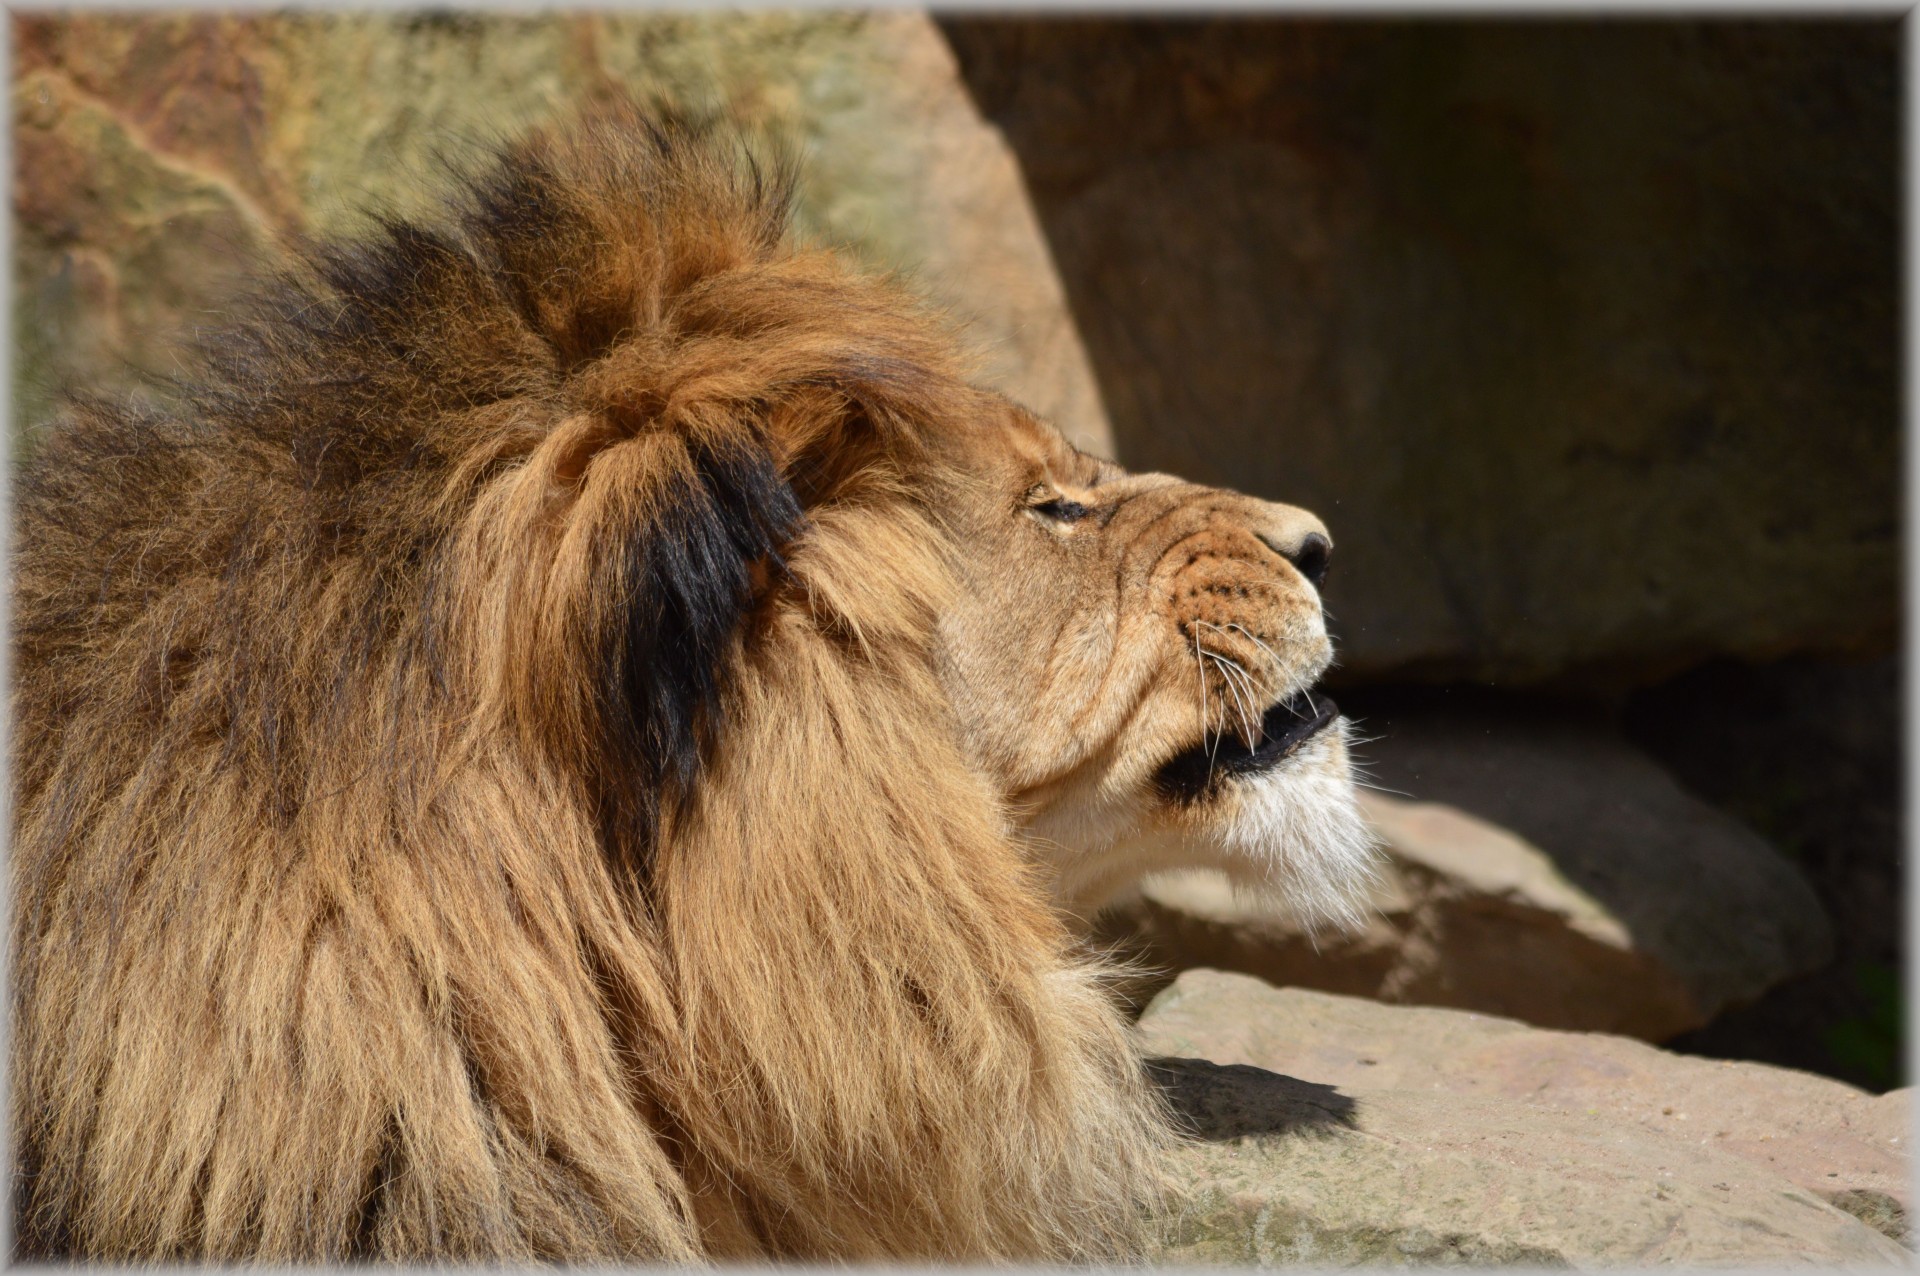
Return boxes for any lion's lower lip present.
[1255,688,1341,758]
[1154,687,1340,802]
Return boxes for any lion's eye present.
[1030,496,1092,523]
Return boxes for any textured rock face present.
[1623,656,1905,1091]
[13,12,1111,454]
[943,18,1899,687]
[1147,971,1911,1265]
[1102,703,1832,1041]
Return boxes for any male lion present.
[11,105,1374,1261]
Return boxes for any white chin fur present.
[1200,724,1382,932]
[1051,721,1382,928]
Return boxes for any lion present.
[9,104,1375,1261]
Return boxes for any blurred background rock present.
[12,14,1902,1091]
[12,11,1112,454]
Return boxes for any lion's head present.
[11,105,1371,1262]
[927,400,1372,921]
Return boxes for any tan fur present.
[11,103,1367,1262]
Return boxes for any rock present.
[1152,1055,1908,1266]
[1145,971,1911,1264]
[586,12,1113,453]
[942,18,1898,687]
[13,12,1112,454]
[1623,655,1905,1091]
[1099,704,1832,1041]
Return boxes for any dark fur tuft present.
[601,435,804,862]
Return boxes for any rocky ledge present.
[1149,969,1910,1267]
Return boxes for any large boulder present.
[1100,703,1831,1041]
[1147,970,1910,1265]
[1621,655,1904,1091]
[942,18,1899,686]
[13,11,1111,453]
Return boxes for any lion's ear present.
[593,434,803,859]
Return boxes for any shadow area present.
[1147,1056,1358,1141]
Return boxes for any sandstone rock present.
[1100,705,1832,1041]
[589,12,1112,453]
[1146,971,1911,1264]
[13,12,1111,453]
[1152,1055,1908,1266]
[943,18,1898,686]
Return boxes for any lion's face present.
[927,401,1375,923]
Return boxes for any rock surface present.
[943,18,1899,687]
[1147,970,1911,1265]
[1623,656,1906,1092]
[1100,704,1832,1041]
[13,12,1112,453]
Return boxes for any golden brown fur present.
[11,103,1368,1261]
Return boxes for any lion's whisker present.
[1203,649,1260,747]
[1351,777,1416,799]
[1212,644,1266,744]
[1204,652,1247,743]
[1219,621,1286,677]
[1190,627,1220,778]
[1197,621,1286,740]
[1224,659,1262,745]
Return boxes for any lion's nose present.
[1253,512,1333,590]
[1280,532,1332,589]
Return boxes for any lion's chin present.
[1056,722,1380,927]
[1195,723,1382,932]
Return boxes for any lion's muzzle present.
[1153,686,1341,803]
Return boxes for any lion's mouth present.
[1154,687,1340,802]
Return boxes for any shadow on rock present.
[1147,1055,1357,1141]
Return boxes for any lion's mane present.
[10,107,1169,1262]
